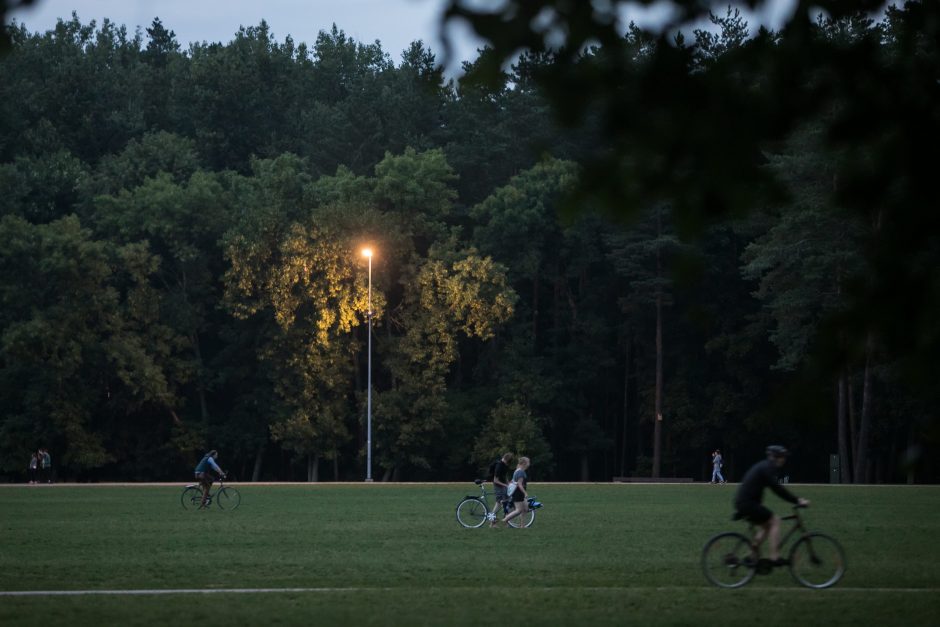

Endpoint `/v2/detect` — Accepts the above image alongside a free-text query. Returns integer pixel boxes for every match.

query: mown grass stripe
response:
[2,586,938,596]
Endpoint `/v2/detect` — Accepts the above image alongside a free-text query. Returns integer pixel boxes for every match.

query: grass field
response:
[1,482,938,626]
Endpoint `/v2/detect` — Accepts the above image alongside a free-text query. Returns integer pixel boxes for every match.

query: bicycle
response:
[701,505,845,589]
[455,479,541,528]
[181,476,241,510]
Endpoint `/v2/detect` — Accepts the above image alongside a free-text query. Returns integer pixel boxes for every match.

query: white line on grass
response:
[1,587,938,597]
[0,588,360,596]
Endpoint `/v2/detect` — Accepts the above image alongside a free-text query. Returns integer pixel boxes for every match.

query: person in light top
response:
[194,450,225,508]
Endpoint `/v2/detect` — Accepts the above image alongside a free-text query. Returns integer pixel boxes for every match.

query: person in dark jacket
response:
[733,445,809,565]
[488,452,513,527]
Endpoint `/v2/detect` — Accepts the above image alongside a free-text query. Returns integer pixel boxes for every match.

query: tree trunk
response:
[580,454,590,482]
[251,442,265,482]
[620,328,630,478]
[333,454,339,481]
[532,270,540,347]
[652,290,663,478]
[652,208,664,479]
[382,466,393,482]
[906,428,915,485]
[190,330,209,423]
[848,379,858,466]
[552,262,561,353]
[307,454,319,482]
[837,374,852,483]
[854,334,873,483]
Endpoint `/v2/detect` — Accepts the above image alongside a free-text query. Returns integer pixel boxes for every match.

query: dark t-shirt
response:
[492,460,509,485]
[734,459,798,507]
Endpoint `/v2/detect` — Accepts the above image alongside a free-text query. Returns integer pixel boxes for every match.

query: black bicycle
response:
[701,505,845,589]
[181,476,241,510]
[455,479,540,528]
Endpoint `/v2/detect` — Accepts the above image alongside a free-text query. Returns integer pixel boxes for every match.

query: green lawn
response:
[0,483,938,626]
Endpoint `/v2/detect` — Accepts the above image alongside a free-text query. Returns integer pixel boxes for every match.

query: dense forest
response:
[0,3,936,483]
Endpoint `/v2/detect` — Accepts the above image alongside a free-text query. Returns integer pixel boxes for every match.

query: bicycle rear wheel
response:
[701,532,757,588]
[216,487,241,510]
[507,508,535,528]
[788,532,846,588]
[456,498,489,528]
[181,486,204,510]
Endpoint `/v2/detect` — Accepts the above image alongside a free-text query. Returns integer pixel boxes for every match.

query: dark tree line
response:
[0,4,936,483]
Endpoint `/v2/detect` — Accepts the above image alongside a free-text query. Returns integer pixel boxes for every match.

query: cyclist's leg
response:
[196,472,211,506]
[749,517,784,562]
[767,514,783,561]
[752,524,766,548]
[737,502,773,553]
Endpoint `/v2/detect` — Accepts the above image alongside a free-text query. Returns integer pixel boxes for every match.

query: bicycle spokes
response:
[789,533,846,589]
[702,532,756,588]
[705,507,845,589]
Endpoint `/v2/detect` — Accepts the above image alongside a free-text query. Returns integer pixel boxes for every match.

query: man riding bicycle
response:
[733,445,809,565]
[194,450,225,507]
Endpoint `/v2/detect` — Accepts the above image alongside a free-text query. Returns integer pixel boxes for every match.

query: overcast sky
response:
[10,0,802,74]
[10,0,486,72]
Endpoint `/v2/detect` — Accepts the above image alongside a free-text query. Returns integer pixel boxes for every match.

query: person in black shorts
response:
[502,457,530,528]
[733,445,810,565]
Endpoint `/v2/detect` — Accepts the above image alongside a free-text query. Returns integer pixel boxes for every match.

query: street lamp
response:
[362,248,374,482]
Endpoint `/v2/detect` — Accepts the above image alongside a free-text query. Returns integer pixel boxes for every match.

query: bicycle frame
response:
[465,479,505,515]
[182,476,241,511]
[456,479,542,529]
[703,505,844,589]
[748,506,808,554]
[187,477,227,499]
[776,508,808,550]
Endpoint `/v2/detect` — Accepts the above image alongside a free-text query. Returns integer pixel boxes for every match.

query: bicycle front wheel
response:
[181,486,203,510]
[789,532,846,589]
[701,532,757,588]
[507,508,535,528]
[456,498,489,528]
[216,487,241,510]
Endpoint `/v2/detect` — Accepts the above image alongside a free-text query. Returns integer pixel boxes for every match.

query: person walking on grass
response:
[28,452,38,484]
[711,449,726,484]
[733,445,809,565]
[501,457,531,528]
[194,450,225,508]
[488,452,514,527]
[39,448,52,483]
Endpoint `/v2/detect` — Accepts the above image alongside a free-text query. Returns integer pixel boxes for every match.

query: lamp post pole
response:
[365,249,373,482]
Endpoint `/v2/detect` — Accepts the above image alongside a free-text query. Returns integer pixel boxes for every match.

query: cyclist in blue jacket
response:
[195,450,225,508]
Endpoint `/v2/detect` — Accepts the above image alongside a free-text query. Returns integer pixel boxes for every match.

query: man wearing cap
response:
[733,445,810,565]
